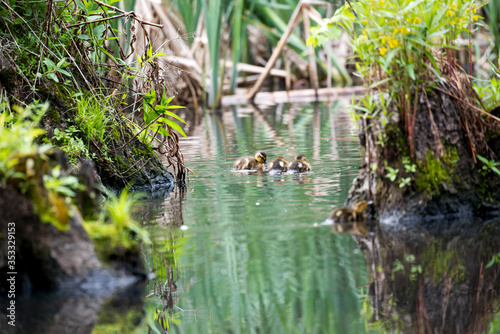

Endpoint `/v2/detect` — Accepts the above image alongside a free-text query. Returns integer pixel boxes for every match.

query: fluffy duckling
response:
[329,200,368,223]
[269,157,288,173]
[234,151,268,170]
[331,222,369,236]
[288,155,311,173]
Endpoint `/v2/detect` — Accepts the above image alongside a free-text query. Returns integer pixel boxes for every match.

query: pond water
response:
[8,101,500,334]
[144,101,370,333]
[138,101,500,334]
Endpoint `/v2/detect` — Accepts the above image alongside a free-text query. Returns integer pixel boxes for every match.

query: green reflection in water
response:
[144,101,372,333]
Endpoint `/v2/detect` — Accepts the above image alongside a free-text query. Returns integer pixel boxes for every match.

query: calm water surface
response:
[136,101,500,334]
[145,101,370,333]
[11,101,500,334]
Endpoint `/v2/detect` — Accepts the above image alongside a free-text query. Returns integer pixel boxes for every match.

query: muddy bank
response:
[347,86,500,219]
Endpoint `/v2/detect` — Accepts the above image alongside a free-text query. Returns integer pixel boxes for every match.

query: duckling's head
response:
[353,200,368,213]
[295,154,307,162]
[255,151,268,166]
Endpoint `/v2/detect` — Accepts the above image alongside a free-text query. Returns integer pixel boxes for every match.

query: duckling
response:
[331,222,369,236]
[288,155,311,173]
[269,157,288,173]
[234,151,268,170]
[329,200,368,223]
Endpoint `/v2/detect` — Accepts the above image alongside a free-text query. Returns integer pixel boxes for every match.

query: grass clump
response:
[83,187,151,256]
[74,93,112,144]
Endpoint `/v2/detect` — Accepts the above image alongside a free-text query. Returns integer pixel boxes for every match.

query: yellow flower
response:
[446,10,455,17]
[380,47,388,56]
[381,36,388,44]
[413,17,422,24]
[451,2,457,10]
[388,38,399,49]
[378,0,384,6]
[473,15,479,21]
[466,8,470,13]
[362,30,368,36]
[450,19,456,25]
[400,26,409,34]
[472,8,477,14]
[362,20,368,25]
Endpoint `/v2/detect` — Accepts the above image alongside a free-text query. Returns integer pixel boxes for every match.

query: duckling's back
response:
[269,157,288,173]
[330,207,359,223]
[288,159,311,173]
[234,157,264,170]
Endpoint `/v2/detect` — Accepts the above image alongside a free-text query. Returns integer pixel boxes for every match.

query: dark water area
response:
[4,101,500,333]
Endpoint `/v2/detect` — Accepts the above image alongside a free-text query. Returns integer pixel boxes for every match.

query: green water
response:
[145,101,372,333]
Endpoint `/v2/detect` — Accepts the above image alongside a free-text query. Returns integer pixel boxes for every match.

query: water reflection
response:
[356,218,500,333]
[145,100,365,332]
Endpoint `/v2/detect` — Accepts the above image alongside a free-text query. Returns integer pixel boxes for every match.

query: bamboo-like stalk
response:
[247,2,305,100]
[303,6,319,96]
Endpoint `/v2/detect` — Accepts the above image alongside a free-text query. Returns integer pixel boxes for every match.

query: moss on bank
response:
[415,147,459,198]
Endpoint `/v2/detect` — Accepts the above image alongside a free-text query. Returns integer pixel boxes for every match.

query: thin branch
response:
[95,0,163,28]
[65,13,128,28]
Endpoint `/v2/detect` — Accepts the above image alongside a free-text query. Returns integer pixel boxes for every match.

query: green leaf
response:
[477,154,489,164]
[57,69,71,77]
[406,63,416,80]
[491,166,500,176]
[93,24,107,37]
[47,72,59,83]
[77,34,90,40]
[485,256,497,269]
[43,58,56,70]
[164,119,187,138]
[163,111,187,124]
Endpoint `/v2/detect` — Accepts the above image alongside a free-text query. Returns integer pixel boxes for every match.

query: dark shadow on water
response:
[352,217,500,333]
[0,280,145,334]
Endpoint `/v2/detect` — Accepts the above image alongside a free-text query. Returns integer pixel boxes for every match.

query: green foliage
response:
[36,57,71,84]
[84,187,151,254]
[53,126,94,165]
[385,165,399,182]
[43,165,83,197]
[485,252,500,269]
[474,74,500,111]
[202,0,224,109]
[74,93,111,144]
[140,88,186,143]
[0,104,50,184]
[484,0,500,59]
[477,154,500,176]
[310,0,481,91]
[489,308,500,334]
[0,103,81,230]
[310,0,482,148]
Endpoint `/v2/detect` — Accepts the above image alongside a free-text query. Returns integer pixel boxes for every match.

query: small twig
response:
[95,0,163,28]
[65,13,128,28]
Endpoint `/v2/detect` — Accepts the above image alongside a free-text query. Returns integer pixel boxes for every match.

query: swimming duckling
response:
[288,155,311,173]
[329,200,368,223]
[234,151,268,170]
[331,222,369,236]
[269,157,288,173]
